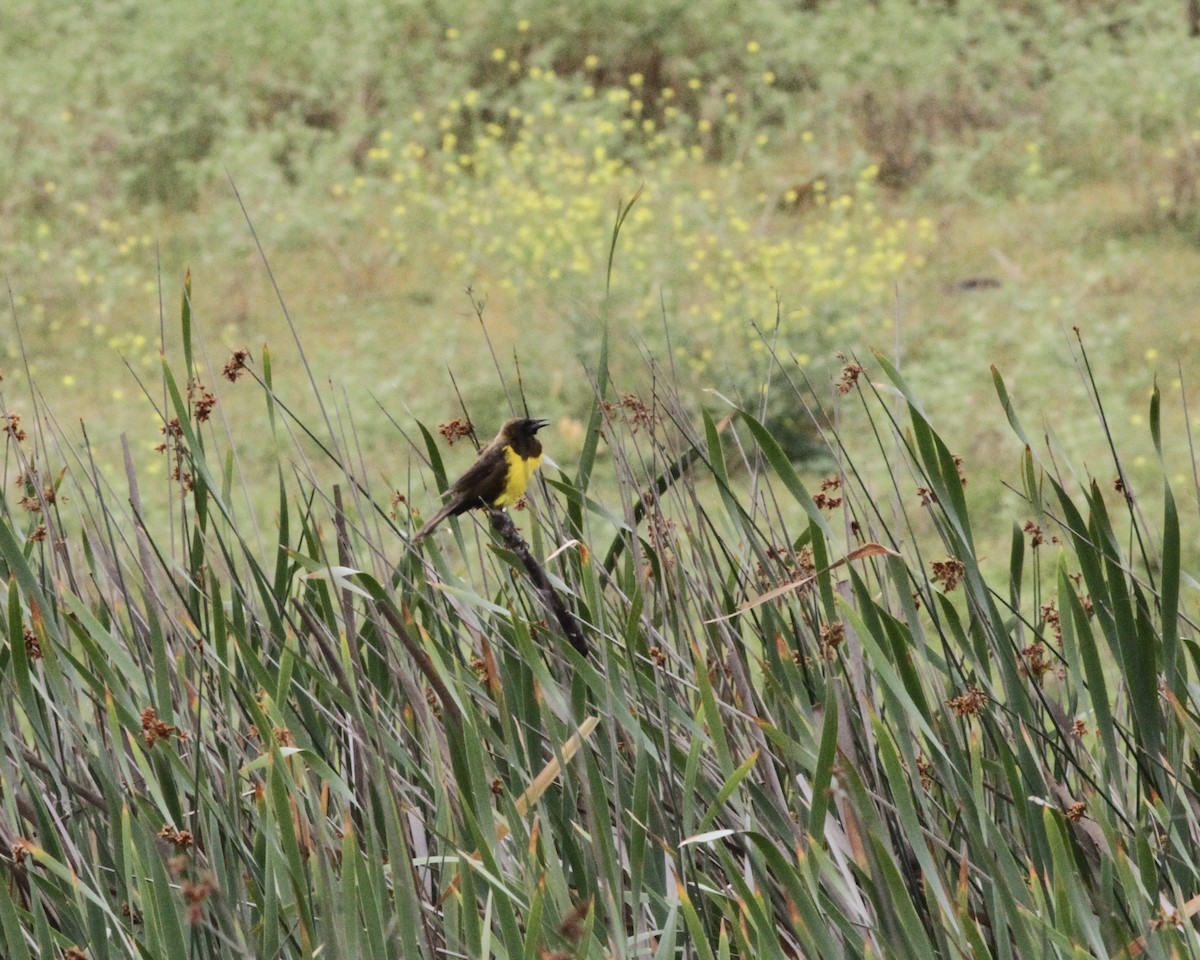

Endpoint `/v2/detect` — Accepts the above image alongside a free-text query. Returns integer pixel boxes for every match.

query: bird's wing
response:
[448,448,510,514]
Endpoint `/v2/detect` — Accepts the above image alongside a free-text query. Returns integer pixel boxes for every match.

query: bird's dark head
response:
[501,417,549,441]
[500,417,549,456]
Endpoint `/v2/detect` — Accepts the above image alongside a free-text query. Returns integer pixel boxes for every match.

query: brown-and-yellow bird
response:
[413,417,549,541]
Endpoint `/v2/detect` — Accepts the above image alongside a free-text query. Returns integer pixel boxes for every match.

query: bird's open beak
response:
[531,418,550,432]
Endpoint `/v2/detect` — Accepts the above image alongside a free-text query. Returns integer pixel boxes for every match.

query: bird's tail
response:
[411,501,459,543]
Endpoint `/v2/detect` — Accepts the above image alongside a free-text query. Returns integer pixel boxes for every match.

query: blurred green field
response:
[2,0,1199,528]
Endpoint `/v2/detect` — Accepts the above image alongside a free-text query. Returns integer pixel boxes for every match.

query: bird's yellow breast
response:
[494,444,542,507]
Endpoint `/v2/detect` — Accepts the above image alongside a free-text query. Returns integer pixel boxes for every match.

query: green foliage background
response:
[3,0,1198,483]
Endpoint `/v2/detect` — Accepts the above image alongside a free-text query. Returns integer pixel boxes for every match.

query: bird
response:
[413,417,549,541]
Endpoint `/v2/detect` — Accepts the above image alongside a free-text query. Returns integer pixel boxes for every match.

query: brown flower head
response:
[438,418,474,445]
[222,349,250,382]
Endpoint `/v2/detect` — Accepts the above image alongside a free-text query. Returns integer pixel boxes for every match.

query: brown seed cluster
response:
[222,349,250,382]
[187,379,217,423]
[14,468,59,514]
[835,355,864,395]
[946,686,988,718]
[1040,601,1062,644]
[159,824,194,849]
[915,753,933,791]
[141,707,178,748]
[1023,520,1059,548]
[438,418,474,445]
[1065,801,1087,821]
[389,490,408,520]
[160,418,184,445]
[559,898,592,943]
[601,393,660,432]
[1019,642,1054,681]
[156,418,194,492]
[4,413,27,442]
[23,626,42,660]
[813,475,842,511]
[643,512,677,578]
[758,544,816,591]
[11,840,30,866]
[930,557,965,592]
[916,486,937,506]
[1023,520,1045,547]
[1070,717,1089,738]
[820,621,845,659]
[180,873,218,925]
